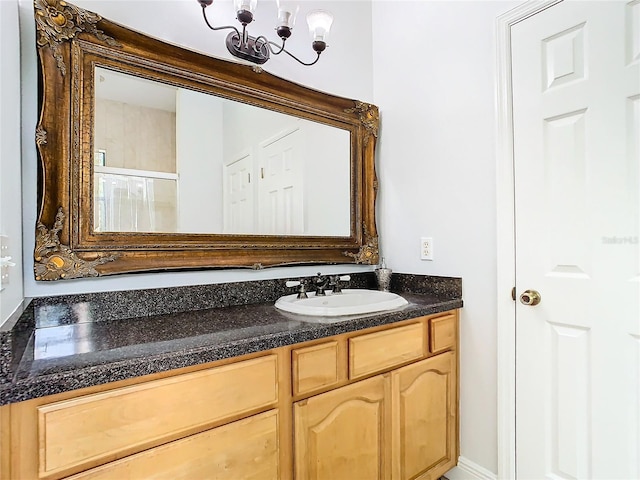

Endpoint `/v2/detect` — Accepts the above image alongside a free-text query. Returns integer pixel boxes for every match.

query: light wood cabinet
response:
[9,354,282,480]
[5,310,458,480]
[37,355,278,477]
[293,321,457,480]
[294,375,391,480]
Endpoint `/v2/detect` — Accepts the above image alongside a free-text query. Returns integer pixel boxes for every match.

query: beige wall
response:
[95,99,176,173]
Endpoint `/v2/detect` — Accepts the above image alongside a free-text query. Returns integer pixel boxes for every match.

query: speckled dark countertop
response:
[0,273,462,405]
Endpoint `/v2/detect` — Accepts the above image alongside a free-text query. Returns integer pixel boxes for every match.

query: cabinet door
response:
[390,352,457,480]
[294,374,390,480]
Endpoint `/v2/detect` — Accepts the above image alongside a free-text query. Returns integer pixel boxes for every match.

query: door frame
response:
[494,1,563,479]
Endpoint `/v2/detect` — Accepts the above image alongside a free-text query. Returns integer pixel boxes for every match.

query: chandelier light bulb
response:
[306,10,333,42]
[276,0,299,28]
[233,0,257,13]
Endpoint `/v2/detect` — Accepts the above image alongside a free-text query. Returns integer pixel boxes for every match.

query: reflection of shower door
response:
[94,168,178,233]
[258,127,304,235]
[223,152,254,234]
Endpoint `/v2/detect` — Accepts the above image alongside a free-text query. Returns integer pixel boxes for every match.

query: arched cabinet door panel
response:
[390,352,457,480]
[294,374,391,480]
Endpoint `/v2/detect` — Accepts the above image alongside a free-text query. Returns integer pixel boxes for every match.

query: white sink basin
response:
[275,289,408,317]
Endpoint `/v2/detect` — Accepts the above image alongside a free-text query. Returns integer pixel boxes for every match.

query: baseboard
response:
[444,456,498,480]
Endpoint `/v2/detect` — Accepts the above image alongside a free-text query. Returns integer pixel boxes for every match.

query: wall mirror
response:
[34,0,379,280]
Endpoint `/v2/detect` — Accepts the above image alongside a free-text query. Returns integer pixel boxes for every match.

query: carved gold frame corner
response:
[344,225,379,265]
[34,0,118,75]
[345,101,379,145]
[34,208,118,281]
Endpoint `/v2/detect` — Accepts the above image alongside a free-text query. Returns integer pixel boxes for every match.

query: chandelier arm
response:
[272,44,322,66]
[255,36,285,55]
[201,6,240,38]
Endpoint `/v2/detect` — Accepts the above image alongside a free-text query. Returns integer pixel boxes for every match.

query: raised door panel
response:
[66,410,279,480]
[391,352,456,480]
[294,374,390,480]
[37,355,277,477]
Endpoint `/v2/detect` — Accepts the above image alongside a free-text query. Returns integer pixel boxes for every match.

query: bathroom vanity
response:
[0,275,461,480]
[4,312,457,480]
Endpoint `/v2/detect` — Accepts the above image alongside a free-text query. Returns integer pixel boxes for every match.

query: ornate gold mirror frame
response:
[33,0,379,280]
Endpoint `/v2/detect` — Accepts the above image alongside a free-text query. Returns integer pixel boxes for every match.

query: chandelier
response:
[197,0,334,66]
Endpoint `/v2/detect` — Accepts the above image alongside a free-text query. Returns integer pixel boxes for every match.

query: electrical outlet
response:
[420,237,433,261]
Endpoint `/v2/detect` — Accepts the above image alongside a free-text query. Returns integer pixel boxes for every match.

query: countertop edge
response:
[0,298,461,405]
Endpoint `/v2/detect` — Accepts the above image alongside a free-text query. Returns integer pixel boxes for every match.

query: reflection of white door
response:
[258,127,304,235]
[223,152,254,234]
[512,2,639,479]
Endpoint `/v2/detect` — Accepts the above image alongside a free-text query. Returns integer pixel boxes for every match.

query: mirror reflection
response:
[93,67,351,236]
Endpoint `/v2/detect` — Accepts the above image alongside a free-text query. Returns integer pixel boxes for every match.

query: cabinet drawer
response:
[349,323,424,379]
[38,355,278,477]
[293,341,340,396]
[429,314,456,353]
[66,409,279,480]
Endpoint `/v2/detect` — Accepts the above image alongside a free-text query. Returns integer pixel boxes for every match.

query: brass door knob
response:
[520,290,541,306]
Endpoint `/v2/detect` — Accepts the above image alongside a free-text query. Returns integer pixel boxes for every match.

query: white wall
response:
[371,1,518,475]
[17,0,375,297]
[0,0,24,324]
[176,89,224,232]
[305,122,350,236]
[5,0,526,475]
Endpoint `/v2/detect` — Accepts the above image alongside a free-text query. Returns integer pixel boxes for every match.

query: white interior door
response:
[512,1,639,478]
[223,152,254,234]
[258,127,304,235]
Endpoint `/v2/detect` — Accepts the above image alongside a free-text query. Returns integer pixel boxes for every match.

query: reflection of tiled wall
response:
[94,99,176,173]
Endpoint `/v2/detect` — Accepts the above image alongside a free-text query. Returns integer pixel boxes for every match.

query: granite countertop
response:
[0,273,462,405]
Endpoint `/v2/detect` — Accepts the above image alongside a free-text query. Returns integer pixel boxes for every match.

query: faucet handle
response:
[286,279,308,299]
[329,274,350,294]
